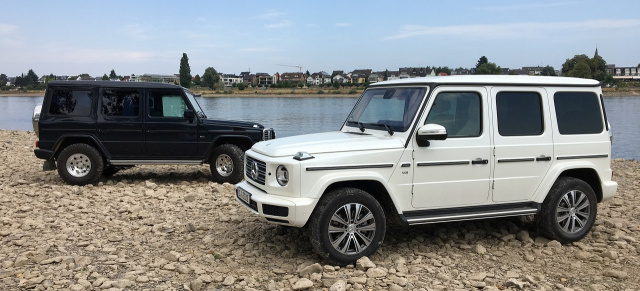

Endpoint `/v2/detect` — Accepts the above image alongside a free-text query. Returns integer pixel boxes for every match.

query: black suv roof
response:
[48,81,183,89]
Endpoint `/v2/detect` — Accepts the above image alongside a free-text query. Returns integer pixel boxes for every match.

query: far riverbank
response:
[2,87,639,98]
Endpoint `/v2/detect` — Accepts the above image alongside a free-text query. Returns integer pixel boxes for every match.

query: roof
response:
[368,75,601,87]
[48,80,183,89]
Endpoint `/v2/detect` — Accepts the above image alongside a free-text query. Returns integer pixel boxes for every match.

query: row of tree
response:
[180,53,225,90]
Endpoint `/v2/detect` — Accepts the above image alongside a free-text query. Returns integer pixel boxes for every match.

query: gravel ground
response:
[1,129,639,291]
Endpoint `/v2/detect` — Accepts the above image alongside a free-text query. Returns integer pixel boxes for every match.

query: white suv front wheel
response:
[309,187,386,265]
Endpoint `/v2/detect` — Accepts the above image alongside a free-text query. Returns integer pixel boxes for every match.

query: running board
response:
[402,202,540,225]
[109,160,203,166]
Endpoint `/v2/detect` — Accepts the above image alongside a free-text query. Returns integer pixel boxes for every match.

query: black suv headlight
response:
[276,165,289,186]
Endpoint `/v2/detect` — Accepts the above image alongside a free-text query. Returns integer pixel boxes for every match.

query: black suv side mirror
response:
[184,109,195,123]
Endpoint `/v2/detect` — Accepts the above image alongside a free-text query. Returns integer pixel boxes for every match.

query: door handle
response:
[536,155,552,161]
[147,129,158,134]
[97,129,109,133]
[472,158,488,165]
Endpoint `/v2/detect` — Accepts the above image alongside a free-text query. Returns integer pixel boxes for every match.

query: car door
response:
[96,87,144,159]
[412,87,492,208]
[144,88,199,159]
[490,88,553,202]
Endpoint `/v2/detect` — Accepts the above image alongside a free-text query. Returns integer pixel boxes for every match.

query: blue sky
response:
[1,1,639,77]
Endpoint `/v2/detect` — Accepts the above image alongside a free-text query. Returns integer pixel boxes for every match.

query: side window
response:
[496,92,543,136]
[49,89,93,116]
[425,92,481,137]
[554,92,603,134]
[101,89,140,117]
[148,90,188,118]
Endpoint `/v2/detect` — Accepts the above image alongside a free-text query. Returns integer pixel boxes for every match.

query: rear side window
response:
[101,89,140,117]
[554,92,603,134]
[496,92,543,136]
[49,89,93,116]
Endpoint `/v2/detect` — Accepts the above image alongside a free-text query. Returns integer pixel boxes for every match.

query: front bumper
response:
[235,181,317,227]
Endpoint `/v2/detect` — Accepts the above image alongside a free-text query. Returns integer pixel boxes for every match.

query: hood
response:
[201,118,263,130]
[252,131,405,157]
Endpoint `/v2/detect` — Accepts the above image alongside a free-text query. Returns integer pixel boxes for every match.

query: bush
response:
[317,90,324,94]
[237,83,247,90]
[348,89,358,94]
[332,90,341,94]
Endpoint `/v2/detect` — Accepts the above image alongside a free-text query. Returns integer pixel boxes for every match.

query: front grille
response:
[245,155,266,185]
[262,128,276,141]
[262,204,289,217]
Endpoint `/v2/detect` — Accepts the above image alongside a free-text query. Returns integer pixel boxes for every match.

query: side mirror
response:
[184,109,195,123]
[416,124,447,147]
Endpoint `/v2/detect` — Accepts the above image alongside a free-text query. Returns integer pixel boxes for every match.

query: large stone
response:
[222,275,235,286]
[366,267,387,278]
[468,272,487,281]
[300,263,323,276]
[330,280,346,291]
[603,270,628,279]
[190,279,204,291]
[293,278,314,290]
[356,256,376,270]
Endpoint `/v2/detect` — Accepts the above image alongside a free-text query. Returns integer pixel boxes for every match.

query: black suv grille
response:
[245,156,266,185]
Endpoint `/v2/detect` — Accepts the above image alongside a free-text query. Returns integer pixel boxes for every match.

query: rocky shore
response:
[1,129,639,291]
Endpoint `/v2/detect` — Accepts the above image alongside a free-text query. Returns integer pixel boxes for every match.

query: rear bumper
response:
[235,181,317,227]
[34,149,54,160]
[601,181,618,202]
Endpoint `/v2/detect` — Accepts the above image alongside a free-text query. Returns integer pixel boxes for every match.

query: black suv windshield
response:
[184,89,207,118]
[346,87,426,132]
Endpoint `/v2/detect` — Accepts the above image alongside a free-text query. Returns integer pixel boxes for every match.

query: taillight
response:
[35,141,39,148]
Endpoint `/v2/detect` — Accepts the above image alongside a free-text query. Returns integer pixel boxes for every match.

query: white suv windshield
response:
[346,87,426,132]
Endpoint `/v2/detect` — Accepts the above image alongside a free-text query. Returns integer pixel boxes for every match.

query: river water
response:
[1,96,638,160]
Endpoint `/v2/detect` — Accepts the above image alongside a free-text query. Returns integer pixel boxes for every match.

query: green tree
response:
[237,82,247,90]
[476,56,488,68]
[305,70,310,76]
[383,69,389,81]
[193,74,201,86]
[541,66,556,76]
[475,62,502,75]
[201,67,218,89]
[26,69,38,85]
[216,79,225,91]
[568,61,592,79]
[102,74,109,80]
[561,54,590,75]
[589,55,607,75]
[179,53,192,88]
[0,74,7,87]
[109,69,117,79]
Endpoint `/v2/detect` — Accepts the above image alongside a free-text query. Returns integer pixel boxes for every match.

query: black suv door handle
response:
[472,158,488,165]
[98,129,109,133]
[536,155,552,161]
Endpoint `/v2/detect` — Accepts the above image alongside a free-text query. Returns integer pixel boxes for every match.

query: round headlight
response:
[276,165,289,186]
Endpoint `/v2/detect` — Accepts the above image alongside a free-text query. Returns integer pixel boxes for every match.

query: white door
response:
[490,87,554,202]
[412,87,492,208]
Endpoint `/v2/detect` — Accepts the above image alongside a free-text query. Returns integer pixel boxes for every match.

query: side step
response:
[401,202,540,225]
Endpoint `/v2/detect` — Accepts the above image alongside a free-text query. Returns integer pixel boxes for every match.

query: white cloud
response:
[0,23,18,35]
[122,23,150,40]
[240,47,274,52]
[335,23,352,27]
[258,10,285,20]
[385,19,640,40]
[475,2,578,12]
[266,20,292,29]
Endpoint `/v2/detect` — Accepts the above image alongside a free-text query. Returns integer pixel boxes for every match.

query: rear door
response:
[144,88,199,159]
[96,87,144,159]
[490,88,553,202]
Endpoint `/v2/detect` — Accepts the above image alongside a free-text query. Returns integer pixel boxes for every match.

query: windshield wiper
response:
[347,121,366,132]
[371,123,394,136]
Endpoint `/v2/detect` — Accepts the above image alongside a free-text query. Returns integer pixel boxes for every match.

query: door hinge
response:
[492,181,495,189]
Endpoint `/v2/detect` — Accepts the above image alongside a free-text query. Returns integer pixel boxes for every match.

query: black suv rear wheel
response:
[56,143,104,186]
[210,144,244,184]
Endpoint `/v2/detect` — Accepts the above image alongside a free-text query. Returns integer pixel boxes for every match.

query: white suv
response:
[236,75,617,264]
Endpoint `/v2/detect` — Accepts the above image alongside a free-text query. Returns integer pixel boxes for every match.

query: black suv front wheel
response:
[210,144,244,184]
[56,143,104,186]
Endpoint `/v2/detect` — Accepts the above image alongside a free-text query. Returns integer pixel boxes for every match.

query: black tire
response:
[309,187,386,265]
[537,177,597,243]
[56,143,104,186]
[209,144,244,184]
